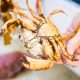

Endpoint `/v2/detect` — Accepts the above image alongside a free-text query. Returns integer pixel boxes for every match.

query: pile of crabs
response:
[0,0,80,75]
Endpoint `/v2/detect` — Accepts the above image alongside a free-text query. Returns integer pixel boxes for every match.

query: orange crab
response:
[0,0,80,70]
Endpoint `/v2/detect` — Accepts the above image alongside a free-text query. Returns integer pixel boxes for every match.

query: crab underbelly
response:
[20,29,44,58]
[28,43,43,57]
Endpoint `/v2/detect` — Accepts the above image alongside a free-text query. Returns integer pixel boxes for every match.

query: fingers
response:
[67,30,80,55]
[61,12,80,66]
[61,52,80,67]
[75,46,80,55]
[73,55,80,60]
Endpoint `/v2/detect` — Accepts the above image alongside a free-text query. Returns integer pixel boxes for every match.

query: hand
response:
[61,12,80,67]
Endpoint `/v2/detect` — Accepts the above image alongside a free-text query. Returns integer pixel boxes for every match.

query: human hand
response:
[61,12,80,67]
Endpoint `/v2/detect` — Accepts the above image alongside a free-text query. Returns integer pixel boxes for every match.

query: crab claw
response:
[22,56,54,70]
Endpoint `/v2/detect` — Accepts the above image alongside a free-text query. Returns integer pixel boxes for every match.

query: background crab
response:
[0,0,80,70]
[0,0,26,25]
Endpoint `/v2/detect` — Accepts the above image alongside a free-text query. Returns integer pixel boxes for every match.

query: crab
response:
[0,0,80,70]
[0,0,26,23]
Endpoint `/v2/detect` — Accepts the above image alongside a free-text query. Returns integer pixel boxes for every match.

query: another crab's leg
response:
[0,19,20,45]
[62,23,80,40]
[22,56,54,70]
[36,0,45,18]
[26,0,45,23]
[49,37,61,61]
[0,19,20,35]
[55,36,73,60]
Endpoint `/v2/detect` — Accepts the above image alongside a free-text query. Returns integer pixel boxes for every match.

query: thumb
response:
[67,30,80,55]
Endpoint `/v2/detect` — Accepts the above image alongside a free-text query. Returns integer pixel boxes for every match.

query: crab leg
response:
[13,11,40,25]
[46,10,66,35]
[42,38,54,60]
[36,0,42,15]
[26,0,45,23]
[55,36,73,60]
[0,19,20,35]
[42,38,60,61]
[36,0,45,18]
[49,37,61,61]
[47,10,65,24]
[22,56,54,70]
[12,0,27,19]
[0,19,37,45]
[62,23,80,40]
[0,19,20,45]
[47,10,65,19]
[20,18,37,31]
[12,0,27,11]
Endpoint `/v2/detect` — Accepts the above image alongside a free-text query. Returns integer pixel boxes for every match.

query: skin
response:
[61,12,80,67]
[0,52,24,78]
